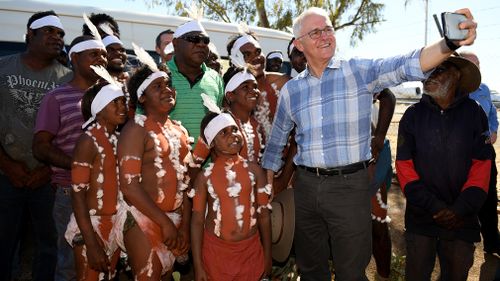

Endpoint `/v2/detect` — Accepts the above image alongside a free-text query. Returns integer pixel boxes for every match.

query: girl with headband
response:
[225,32,297,195]
[65,66,127,280]
[117,43,193,280]
[190,105,272,281]
[225,31,290,137]
[192,68,264,165]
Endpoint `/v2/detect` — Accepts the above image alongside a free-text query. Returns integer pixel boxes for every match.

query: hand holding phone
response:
[441,12,468,40]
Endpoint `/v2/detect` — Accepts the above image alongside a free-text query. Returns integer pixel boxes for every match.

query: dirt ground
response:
[15,103,500,280]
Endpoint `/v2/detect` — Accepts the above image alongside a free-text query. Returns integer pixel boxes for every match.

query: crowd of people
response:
[0,5,498,281]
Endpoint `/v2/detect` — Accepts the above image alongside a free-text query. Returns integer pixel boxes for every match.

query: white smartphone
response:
[441,12,468,40]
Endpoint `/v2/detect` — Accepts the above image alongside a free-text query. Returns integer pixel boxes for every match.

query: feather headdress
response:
[201,93,221,114]
[132,42,159,72]
[183,4,204,20]
[90,65,122,87]
[83,13,101,41]
[99,22,114,36]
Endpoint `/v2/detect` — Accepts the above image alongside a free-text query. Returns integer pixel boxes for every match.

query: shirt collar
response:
[300,57,340,79]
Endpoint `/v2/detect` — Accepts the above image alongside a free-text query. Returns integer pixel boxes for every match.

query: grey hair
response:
[292,7,332,38]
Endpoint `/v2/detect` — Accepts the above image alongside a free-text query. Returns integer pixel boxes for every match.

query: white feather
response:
[230,50,247,69]
[201,93,221,114]
[184,4,204,20]
[83,13,101,41]
[90,65,121,86]
[237,22,251,34]
[132,42,158,72]
[99,23,114,36]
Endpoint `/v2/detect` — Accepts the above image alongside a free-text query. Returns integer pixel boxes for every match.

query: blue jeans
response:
[405,232,475,281]
[53,186,76,281]
[0,174,57,281]
[293,168,371,281]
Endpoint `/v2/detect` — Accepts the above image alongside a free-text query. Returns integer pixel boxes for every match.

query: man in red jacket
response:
[396,56,491,281]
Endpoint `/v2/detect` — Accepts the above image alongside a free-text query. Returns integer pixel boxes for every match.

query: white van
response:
[0,0,293,72]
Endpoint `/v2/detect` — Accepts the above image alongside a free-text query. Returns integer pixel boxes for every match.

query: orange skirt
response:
[202,231,264,281]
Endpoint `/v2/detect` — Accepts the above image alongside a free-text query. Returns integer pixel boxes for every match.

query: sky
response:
[35,0,500,92]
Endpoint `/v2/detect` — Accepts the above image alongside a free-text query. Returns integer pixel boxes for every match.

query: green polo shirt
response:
[167,58,224,141]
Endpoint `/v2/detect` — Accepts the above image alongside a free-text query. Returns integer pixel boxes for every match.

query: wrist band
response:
[444,37,460,51]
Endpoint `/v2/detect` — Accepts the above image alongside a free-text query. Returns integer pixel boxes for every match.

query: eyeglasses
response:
[298,26,334,40]
[180,35,210,45]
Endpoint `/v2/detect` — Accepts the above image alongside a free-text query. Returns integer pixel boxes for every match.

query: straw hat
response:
[270,188,295,262]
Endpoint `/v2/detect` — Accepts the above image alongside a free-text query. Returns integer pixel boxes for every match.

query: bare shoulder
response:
[266,72,292,88]
[119,119,146,139]
[73,133,97,161]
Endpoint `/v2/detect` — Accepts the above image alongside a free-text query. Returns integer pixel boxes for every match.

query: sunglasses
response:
[180,35,210,45]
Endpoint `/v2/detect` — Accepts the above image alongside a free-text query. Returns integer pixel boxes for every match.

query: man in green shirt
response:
[168,19,224,141]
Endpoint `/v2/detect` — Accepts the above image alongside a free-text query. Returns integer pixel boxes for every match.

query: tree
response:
[156,0,385,45]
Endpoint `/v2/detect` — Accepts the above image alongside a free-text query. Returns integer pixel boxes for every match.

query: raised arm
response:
[419,8,477,72]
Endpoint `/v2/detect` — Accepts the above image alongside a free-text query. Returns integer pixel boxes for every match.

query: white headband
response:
[204,113,238,145]
[163,42,174,55]
[288,42,295,56]
[225,71,256,95]
[68,40,105,61]
[102,35,123,47]
[267,52,283,60]
[29,15,64,30]
[173,20,207,38]
[137,71,168,99]
[82,84,124,129]
[231,35,261,56]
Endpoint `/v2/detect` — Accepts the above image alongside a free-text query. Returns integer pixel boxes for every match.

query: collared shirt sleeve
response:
[363,49,430,94]
[484,84,499,133]
[261,83,294,172]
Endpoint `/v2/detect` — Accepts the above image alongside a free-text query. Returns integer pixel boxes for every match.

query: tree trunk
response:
[255,0,270,27]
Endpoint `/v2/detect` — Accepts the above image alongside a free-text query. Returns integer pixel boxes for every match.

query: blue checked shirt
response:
[262,49,428,171]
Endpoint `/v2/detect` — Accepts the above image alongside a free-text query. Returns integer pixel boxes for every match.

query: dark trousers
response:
[0,175,57,281]
[405,232,475,281]
[293,168,371,281]
[478,147,500,251]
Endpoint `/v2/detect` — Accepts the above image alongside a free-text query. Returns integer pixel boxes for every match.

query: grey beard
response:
[426,79,451,99]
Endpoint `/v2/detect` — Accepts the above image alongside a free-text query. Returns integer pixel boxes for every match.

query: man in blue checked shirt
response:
[461,51,500,256]
[261,6,478,281]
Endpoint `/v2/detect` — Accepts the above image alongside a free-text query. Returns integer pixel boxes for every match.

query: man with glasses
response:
[168,19,224,142]
[262,7,478,280]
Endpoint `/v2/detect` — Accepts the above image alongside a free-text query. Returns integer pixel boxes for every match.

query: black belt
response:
[298,160,372,176]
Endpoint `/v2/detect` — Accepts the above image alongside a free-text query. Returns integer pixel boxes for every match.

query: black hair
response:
[226,32,258,57]
[25,10,58,44]
[155,29,174,48]
[81,81,110,123]
[200,112,221,144]
[126,64,171,111]
[82,13,120,37]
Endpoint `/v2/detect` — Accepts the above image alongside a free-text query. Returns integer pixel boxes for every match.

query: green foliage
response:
[148,0,385,46]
